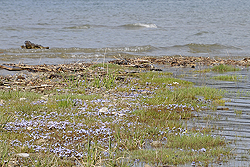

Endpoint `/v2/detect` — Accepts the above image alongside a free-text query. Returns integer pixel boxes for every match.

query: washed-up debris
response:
[21,41,49,49]
[0,62,92,73]
[0,64,22,71]
[0,56,249,92]
[109,56,250,68]
[109,57,162,71]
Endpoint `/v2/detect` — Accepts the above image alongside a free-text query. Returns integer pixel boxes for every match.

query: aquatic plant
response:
[211,64,240,73]
[211,74,245,81]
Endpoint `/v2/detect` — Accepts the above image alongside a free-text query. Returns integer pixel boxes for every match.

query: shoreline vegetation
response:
[0,55,245,166]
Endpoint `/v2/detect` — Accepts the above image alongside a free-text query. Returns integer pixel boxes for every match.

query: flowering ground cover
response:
[0,63,232,166]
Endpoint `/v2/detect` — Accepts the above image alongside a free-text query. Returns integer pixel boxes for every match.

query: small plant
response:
[0,141,10,166]
[0,113,10,131]
[211,75,242,81]
[211,64,240,73]
[234,110,242,116]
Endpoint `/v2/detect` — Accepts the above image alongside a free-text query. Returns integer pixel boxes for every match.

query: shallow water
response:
[1,0,250,65]
[162,67,250,166]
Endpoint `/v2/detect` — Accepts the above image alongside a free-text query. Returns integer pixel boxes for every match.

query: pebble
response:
[144,164,151,167]
[36,138,47,144]
[151,141,162,147]
[0,99,5,105]
[26,127,32,131]
[99,107,108,113]
[16,153,30,158]
[7,158,19,167]
[19,98,27,101]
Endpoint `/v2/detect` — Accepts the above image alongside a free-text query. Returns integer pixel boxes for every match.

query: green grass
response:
[212,75,244,81]
[211,64,240,73]
[0,64,232,166]
[130,146,231,166]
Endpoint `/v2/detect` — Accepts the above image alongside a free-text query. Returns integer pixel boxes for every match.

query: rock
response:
[19,98,27,101]
[0,64,22,71]
[41,95,49,100]
[7,158,19,167]
[217,107,229,110]
[144,164,152,167]
[0,100,5,106]
[36,138,47,144]
[151,141,162,147]
[16,75,25,80]
[26,127,32,131]
[21,41,49,49]
[99,107,108,113]
[16,153,30,158]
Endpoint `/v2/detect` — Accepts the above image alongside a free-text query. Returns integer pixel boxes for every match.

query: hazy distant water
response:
[1,0,250,64]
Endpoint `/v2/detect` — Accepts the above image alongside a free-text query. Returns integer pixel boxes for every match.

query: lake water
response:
[1,0,250,64]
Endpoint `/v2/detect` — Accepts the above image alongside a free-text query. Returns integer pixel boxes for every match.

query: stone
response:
[36,138,47,144]
[144,164,151,167]
[151,141,162,147]
[16,153,30,158]
[0,100,5,106]
[26,127,32,131]
[99,107,108,113]
[7,158,19,167]
[19,98,27,101]
[21,41,49,49]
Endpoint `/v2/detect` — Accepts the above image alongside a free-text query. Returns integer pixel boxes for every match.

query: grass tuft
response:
[211,64,240,73]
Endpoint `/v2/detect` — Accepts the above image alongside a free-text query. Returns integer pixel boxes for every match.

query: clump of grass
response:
[234,110,242,116]
[166,134,226,149]
[0,112,11,131]
[130,145,231,166]
[0,141,10,166]
[0,90,41,101]
[212,75,243,81]
[143,85,224,106]
[93,73,116,89]
[211,64,240,73]
[194,68,211,73]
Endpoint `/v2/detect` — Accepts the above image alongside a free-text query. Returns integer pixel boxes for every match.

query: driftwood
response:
[109,56,250,68]
[0,64,22,71]
[109,58,162,71]
[21,41,49,49]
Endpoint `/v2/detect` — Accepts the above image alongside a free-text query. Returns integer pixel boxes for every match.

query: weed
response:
[234,110,242,116]
[0,141,10,166]
[211,75,242,81]
[211,64,240,73]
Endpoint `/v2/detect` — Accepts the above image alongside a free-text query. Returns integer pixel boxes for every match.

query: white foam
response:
[133,23,157,28]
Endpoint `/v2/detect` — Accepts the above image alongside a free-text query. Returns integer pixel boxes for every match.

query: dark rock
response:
[21,41,49,49]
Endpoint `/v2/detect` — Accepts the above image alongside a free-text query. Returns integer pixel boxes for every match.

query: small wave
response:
[50,45,154,53]
[173,43,240,53]
[121,23,157,29]
[64,25,91,29]
[96,45,155,53]
[3,45,155,56]
[194,31,210,36]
